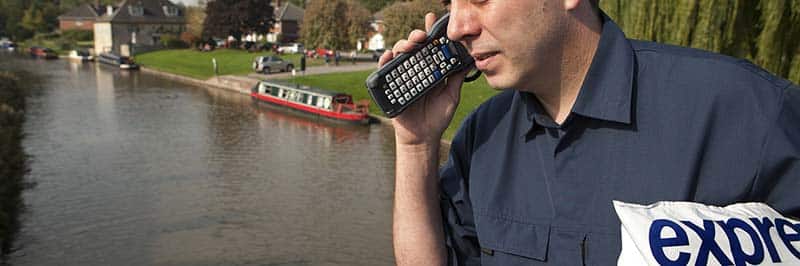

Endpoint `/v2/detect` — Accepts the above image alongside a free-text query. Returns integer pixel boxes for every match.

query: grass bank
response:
[286,70,499,140]
[135,49,326,80]
[0,69,29,255]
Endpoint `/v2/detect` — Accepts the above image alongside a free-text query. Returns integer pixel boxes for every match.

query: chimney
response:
[107,5,114,16]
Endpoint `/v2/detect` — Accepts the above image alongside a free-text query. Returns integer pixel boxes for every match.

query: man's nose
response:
[447,3,480,43]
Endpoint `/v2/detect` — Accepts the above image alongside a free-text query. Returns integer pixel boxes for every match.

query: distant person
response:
[334,51,340,66]
[300,54,306,74]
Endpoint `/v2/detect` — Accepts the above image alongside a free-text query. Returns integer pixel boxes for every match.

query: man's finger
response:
[392,39,419,57]
[378,50,393,67]
[425,13,436,32]
[408,30,427,44]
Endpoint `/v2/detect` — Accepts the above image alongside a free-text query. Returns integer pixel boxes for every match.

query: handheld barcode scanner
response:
[366,13,482,118]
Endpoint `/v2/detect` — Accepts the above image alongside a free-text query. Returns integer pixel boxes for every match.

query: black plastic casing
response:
[365,13,475,118]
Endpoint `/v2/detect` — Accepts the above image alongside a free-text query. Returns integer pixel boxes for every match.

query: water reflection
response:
[9,58,396,265]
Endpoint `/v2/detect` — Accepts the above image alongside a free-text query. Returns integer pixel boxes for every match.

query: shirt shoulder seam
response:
[631,42,788,90]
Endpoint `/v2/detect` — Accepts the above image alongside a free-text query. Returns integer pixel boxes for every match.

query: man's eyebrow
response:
[441,0,451,6]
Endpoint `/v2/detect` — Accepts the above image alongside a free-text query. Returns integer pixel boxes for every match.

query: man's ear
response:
[564,0,581,10]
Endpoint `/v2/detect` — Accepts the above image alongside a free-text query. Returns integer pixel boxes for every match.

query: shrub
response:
[161,34,188,49]
[61,30,93,42]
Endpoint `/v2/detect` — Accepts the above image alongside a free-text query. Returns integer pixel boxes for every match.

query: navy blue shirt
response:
[439,13,800,265]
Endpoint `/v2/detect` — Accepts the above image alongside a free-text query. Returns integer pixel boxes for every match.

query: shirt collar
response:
[522,11,635,127]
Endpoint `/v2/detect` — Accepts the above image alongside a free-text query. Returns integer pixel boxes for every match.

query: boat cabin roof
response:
[260,80,347,98]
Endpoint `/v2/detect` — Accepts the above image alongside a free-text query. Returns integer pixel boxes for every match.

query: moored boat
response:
[251,80,370,124]
[67,50,93,61]
[97,53,138,69]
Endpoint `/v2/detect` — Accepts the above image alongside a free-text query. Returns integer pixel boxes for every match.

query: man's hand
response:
[378,12,467,146]
[384,12,456,266]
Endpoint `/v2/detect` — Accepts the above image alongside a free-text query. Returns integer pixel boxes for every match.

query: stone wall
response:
[93,22,113,54]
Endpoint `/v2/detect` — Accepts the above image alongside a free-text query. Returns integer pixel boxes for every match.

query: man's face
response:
[447,0,569,90]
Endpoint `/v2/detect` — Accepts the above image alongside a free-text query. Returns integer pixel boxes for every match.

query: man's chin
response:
[484,72,516,90]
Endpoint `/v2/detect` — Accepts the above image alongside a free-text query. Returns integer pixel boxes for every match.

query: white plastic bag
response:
[613,201,800,266]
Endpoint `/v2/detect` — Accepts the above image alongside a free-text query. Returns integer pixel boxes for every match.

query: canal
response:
[6,57,397,265]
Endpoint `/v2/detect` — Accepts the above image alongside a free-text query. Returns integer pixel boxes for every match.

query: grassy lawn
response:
[286,71,499,140]
[135,49,326,80]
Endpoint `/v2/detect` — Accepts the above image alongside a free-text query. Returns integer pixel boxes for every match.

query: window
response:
[128,5,144,16]
[259,83,271,94]
[163,6,179,17]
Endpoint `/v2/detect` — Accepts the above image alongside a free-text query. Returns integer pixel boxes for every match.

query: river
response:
[5,57,397,265]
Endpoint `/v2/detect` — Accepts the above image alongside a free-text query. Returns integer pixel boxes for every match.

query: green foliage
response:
[0,69,29,254]
[185,5,206,39]
[20,4,45,33]
[300,0,371,51]
[381,0,446,50]
[61,30,93,42]
[202,0,274,40]
[358,0,394,13]
[602,0,800,85]
[161,34,189,49]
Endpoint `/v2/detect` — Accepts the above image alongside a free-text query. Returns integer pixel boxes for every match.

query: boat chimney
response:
[107,5,114,16]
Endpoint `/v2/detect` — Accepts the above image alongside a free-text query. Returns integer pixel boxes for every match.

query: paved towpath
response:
[247,61,378,80]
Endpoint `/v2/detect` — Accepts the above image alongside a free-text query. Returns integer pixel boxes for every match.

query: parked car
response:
[29,46,58,59]
[252,55,294,74]
[277,43,304,54]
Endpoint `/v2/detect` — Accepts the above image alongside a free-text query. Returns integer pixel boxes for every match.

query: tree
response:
[201,0,274,41]
[300,0,372,51]
[382,0,445,49]
[358,0,394,13]
[601,0,800,86]
[20,5,45,33]
[185,5,206,39]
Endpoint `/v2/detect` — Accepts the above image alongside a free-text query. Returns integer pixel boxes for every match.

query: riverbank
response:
[135,49,498,140]
[0,69,29,256]
[135,49,327,80]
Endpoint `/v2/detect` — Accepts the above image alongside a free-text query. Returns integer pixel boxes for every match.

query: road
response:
[247,61,378,80]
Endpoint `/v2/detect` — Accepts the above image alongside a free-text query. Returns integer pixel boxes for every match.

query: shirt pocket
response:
[475,214,550,265]
[584,232,622,266]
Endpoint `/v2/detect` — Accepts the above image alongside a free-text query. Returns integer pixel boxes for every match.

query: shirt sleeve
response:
[439,115,481,266]
[752,83,800,218]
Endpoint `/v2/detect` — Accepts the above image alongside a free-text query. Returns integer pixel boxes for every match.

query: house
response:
[365,10,385,51]
[93,0,185,56]
[58,4,102,31]
[267,0,304,43]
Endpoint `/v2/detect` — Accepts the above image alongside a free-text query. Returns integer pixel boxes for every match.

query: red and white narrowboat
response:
[250,80,370,124]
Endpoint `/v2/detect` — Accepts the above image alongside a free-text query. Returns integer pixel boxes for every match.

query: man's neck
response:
[534,12,602,125]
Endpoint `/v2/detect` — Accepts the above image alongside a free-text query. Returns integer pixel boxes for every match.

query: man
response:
[378,0,800,265]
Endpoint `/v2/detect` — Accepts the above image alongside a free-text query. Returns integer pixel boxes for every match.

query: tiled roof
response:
[96,0,185,24]
[278,2,304,22]
[58,4,100,20]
